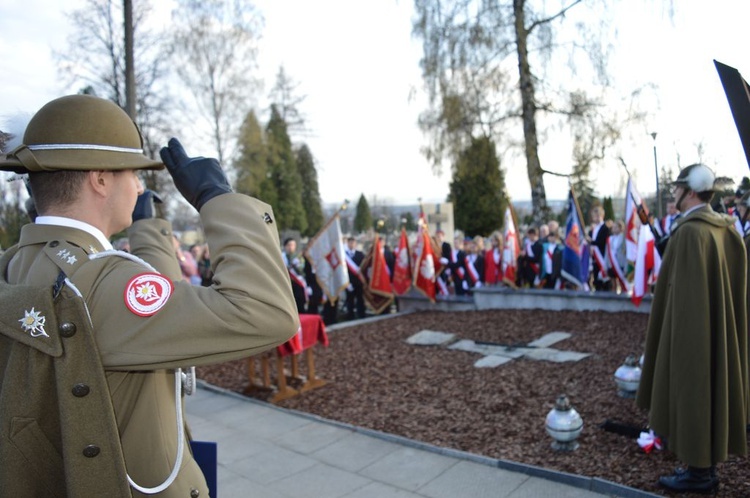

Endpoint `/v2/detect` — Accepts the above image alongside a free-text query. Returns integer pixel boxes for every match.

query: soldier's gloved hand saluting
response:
[159,138,232,211]
[132,190,163,222]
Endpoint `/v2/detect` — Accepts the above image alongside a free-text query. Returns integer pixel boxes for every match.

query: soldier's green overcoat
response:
[636,205,749,468]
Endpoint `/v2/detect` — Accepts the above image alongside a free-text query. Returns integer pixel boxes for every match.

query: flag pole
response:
[568,181,587,240]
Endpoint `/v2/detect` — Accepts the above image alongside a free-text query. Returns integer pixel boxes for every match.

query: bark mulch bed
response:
[197,309,749,497]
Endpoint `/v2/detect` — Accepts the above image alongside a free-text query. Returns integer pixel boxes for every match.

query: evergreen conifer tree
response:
[354,194,372,234]
[266,105,306,233]
[448,136,506,236]
[234,109,269,199]
[296,144,324,237]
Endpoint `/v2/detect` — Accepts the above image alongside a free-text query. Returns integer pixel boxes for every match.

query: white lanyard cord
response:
[126,368,185,494]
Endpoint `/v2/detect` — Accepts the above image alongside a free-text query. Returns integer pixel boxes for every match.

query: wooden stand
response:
[245,348,327,403]
[299,348,327,392]
[269,354,299,403]
[243,353,274,396]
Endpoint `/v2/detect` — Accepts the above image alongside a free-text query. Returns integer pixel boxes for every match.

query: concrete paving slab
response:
[510,475,605,498]
[358,447,458,491]
[448,339,526,359]
[219,403,311,437]
[474,354,514,368]
[273,420,352,454]
[417,460,529,498]
[406,330,456,346]
[341,481,422,497]
[523,349,591,362]
[226,445,318,485]
[311,432,400,472]
[268,462,373,498]
[217,466,293,498]
[527,331,572,348]
[208,429,278,465]
[184,389,239,417]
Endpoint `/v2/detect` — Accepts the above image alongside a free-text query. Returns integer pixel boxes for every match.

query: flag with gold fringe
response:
[360,234,395,313]
[304,212,349,304]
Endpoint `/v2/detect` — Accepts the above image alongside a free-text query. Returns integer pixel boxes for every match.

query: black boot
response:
[658,466,718,493]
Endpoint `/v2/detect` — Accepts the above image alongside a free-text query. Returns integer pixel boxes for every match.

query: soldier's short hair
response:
[28,170,88,215]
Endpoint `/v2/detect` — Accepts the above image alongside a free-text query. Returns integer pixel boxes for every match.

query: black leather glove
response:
[132,190,163,222]
[159,138,232,211]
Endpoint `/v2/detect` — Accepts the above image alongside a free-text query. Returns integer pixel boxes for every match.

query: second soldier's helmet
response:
[671,163,716,193]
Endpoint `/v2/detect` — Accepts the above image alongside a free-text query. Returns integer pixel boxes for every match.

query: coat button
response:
[190,488,200,497]
[50,241,59,248]
[161,228,170,235]
[59,322,77,338]
[72,383,90,397]
[83,445,100,458]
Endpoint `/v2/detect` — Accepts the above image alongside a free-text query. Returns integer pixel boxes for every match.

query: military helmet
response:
[671,163,716,193]
[0,95,163,173]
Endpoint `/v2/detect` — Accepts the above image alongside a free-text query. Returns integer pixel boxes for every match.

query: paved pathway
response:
[185,383,658,498]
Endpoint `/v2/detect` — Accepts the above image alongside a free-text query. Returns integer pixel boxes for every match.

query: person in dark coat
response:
[636,164,748,493]
[588,205,611,291]
[344,237,365,319]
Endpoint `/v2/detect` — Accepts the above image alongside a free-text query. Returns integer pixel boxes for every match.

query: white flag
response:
[305,214,349,303]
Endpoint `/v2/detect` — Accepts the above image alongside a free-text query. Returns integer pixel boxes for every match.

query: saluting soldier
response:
[636,163,748,493]
[0,95,299,497]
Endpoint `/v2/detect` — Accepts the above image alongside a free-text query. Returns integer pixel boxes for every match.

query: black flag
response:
[715,59,750,169]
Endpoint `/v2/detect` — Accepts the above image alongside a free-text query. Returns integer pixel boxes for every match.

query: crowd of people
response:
[273,175,750,327]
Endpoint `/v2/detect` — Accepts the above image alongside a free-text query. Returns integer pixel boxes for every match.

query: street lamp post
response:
[651,132,662,219]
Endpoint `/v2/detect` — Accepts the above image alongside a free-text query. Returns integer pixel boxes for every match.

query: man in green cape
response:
[636,163,748,493]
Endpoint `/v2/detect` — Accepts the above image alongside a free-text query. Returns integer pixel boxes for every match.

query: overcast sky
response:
[1,0,749,207]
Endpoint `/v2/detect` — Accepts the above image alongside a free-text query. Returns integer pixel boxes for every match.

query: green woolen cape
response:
[636,205,749,468]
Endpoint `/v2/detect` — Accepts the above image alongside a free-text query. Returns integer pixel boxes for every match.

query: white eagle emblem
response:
[19,308,49,338]
[420,255,435,279]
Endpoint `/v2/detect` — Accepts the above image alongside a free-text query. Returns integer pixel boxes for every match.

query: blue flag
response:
[561,190,589,289]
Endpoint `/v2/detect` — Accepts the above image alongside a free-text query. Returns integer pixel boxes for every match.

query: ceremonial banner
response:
[412,214,437,302]
[606,232,630,292]
[631,224,662,307]
[304,214,349,303]
[561,189,590,289]
[624,177,646,280]
[502,205,520,287]
[392,227,412,295]
[360,235,395,314]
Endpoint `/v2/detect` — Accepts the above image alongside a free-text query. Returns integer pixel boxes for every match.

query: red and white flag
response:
[502,206,520,286]
[631,224,661,307]
[304,214,349,304]
[625,177,644,276]
[606,234,630,292]
[360,234,395,314]
[392,227,412,295]
[366,235,393,297]
[412,212,437,302]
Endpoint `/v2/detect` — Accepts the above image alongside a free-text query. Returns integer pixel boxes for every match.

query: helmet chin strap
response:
[675,188,690,213]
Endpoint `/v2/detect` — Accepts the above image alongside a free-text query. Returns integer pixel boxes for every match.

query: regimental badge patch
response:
[124,273,173,317]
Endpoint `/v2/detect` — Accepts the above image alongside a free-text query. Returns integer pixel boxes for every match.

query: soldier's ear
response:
[89,170,110,196]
